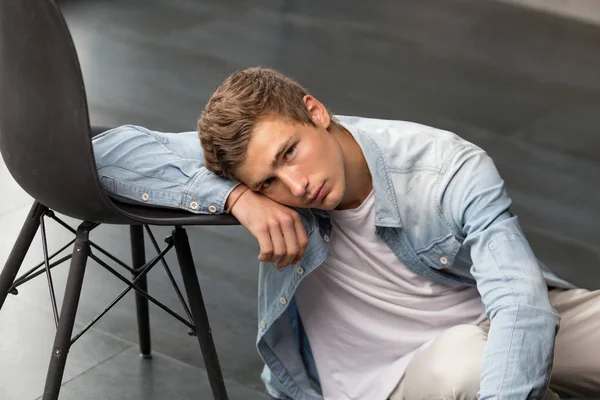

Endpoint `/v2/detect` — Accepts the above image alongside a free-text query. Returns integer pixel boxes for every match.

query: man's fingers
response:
[235,192,308,269]
[278,216,299,269]
[256,229,274,262]
[293,215,309,262]
[269,224,287,267]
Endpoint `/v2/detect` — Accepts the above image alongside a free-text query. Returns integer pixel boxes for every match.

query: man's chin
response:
[317,196,342,211]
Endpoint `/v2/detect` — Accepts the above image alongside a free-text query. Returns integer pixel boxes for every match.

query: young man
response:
[93,68,600,400]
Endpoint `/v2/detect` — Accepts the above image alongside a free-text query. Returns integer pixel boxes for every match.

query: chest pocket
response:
[415,233,462,270]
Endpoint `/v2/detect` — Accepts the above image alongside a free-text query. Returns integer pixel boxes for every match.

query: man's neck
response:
[331,124,372,210]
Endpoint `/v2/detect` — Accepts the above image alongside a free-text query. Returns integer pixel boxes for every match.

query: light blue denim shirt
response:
[93,116,575,400]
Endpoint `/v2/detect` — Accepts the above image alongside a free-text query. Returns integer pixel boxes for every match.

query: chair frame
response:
[0,201,230,399]
[0,0,238,398]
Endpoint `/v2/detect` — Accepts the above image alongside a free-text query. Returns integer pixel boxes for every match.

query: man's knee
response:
[404,325,485,400]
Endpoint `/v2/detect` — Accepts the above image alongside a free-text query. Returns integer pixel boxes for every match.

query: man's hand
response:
[227,185,309,269]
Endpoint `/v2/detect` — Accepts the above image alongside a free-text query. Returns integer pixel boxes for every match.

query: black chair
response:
[0,0,239,399]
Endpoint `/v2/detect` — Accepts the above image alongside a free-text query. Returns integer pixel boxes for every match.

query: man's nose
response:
[281,172,307,197]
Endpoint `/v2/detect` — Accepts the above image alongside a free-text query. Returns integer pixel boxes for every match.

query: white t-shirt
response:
[295,191,486,400]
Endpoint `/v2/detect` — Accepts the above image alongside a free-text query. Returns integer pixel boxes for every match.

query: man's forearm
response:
[438,145,559,398]
[93,125,239,214]
[479,303,558,399]
[225,184,249,213]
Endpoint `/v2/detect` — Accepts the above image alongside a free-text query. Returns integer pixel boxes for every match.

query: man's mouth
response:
[309,182,326,205]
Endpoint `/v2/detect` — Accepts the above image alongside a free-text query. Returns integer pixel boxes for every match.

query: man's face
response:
[234,105,346,210]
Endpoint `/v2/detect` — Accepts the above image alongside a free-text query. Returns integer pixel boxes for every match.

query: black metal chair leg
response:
[42,222,92,400]
[130,224,151,358]
[0,201,48,309]
[172,226,228,400]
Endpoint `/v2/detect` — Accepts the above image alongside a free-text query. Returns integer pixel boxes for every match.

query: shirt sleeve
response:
[92,125,240,214]
[439,144,559,400]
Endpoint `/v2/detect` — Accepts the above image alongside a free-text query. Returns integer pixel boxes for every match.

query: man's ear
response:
[303,95,331,129]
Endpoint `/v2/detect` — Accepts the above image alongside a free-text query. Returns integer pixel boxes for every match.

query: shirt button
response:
[190,201,199,210]
[208,204,217,213]
[260,320,266,329]
[323,235,330,243]
[297,267,304,275]
[440,256,449,265]
[141,193,149,201]
[279,297,287,305]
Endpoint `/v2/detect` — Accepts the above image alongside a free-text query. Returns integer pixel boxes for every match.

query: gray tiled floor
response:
[48,348,270,400]
[1,0,600,399]
[0,299,131,400]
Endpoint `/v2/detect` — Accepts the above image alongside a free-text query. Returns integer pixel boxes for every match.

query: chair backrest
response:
[0,0,120,222]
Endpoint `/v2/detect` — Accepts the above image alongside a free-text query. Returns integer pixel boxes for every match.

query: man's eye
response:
[284,144,296,159]
[262,177,275,189]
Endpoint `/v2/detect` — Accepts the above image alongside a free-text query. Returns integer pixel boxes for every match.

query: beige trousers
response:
[389,289,600,400]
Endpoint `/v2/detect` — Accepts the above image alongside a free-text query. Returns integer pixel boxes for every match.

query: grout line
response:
[78,326,270,396]
[33,344,135,400]
[58,322,266,395]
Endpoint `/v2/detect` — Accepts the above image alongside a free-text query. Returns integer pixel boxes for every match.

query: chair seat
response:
[113,200,239,226]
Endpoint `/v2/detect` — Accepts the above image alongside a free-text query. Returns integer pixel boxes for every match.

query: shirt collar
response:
[335,116,403,228]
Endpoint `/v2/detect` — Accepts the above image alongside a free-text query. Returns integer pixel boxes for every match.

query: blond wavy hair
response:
[198,67,332,180]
